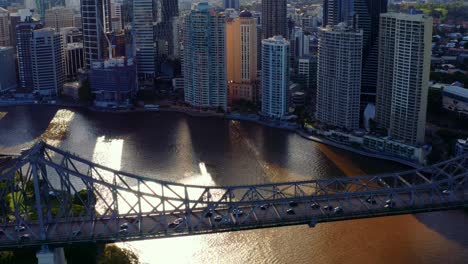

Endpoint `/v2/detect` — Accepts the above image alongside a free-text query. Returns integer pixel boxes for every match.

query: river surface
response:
[0,105,467,264]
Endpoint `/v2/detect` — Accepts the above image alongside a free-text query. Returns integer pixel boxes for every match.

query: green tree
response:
[73,189,96,206]
[98,245,139,264]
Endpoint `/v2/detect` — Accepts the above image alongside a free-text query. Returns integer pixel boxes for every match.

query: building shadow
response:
[415,209,468,247]
[0,105,58,149]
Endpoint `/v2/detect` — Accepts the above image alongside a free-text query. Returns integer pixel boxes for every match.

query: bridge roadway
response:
[0,189,465,249]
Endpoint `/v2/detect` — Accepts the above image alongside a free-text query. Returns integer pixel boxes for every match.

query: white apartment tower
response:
[376,13,432,145]
[261,35,290,119]
[316,24,363,130]
[183,3,227,110]
[31,28,65,97]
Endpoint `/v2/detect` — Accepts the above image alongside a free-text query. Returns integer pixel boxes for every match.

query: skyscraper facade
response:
[261,36,290,119]
[0,47,17,93]
[134,0,179,79]
[376,13,432,145]
[154,0,179,66]
[223,0,240,10]
[323,0,387,104]
[45,7,74,31]
[16,19,43,91]
[60,27,84,80]
[290,26,311,61]
[316,25,363,130]
[183,3,227,109]
[31,28,65,97]
[226,10,258,104]
[81,0,112,68]
[297,56,317,92]
[0,8,10,46]
[133,0,158,79]
[261,0,287,39]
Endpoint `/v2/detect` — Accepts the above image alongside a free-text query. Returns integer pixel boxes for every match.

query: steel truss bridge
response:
[0,142,467,249]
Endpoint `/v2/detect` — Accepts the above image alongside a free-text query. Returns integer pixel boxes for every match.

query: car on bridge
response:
[14,225,25,232]
[365,196,377,204]
[168,218,185,228]
[333,207,343,214]
[384,199,396,209]
[310,203,320,209]
[231,209,244,217]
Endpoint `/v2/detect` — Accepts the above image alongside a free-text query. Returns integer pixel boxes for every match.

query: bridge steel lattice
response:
[0,141,467,249]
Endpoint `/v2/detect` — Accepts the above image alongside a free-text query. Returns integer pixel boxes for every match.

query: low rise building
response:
[62,81,80,100]
[90,57,137,107]
[363,136,425,163]
[442,85,468,115]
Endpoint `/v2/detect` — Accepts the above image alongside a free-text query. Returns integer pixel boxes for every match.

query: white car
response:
[14,225,26,232]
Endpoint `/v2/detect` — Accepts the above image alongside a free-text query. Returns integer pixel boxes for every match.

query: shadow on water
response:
[0,105,58,149]
[415,210,468,247]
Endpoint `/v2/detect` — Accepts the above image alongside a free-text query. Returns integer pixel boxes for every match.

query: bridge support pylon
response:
[36,246,67,264]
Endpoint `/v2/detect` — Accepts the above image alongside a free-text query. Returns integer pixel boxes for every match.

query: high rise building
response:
[133,0,157,79]
[111,1,122,18]
[0,47,17,93]
[183,3,227,109]
[8,14,21,48]
[316,25,363,130]
[261,0,287,39]
[323,0,387,104]
[74,15,81,28]
[223,0,239,10]
[60,26,83,44]
[226,10,258,104]
[170,16,180,59]
[155,0,179,68]
[60,27,84,80]
[297,56,317,92]
[81,0,112,68]
[31,28,65,97]
[45,7,74,31]
[290,26,311,61]
[8,9,33,48]
[261,35,290,119]
[65,0,81,12]
[16,19,43,91]
[0,8,10,46]
[36,0,68,20]
[376,13,432,145]
[111,1,123,31]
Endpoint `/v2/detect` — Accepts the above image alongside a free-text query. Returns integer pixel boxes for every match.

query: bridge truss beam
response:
[0,142,466,249]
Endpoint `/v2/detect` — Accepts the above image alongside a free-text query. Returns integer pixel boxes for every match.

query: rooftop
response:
[443,85,468,98]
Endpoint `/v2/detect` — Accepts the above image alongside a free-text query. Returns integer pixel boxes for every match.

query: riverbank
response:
[225,113,421,168]
[0,102,420,168]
